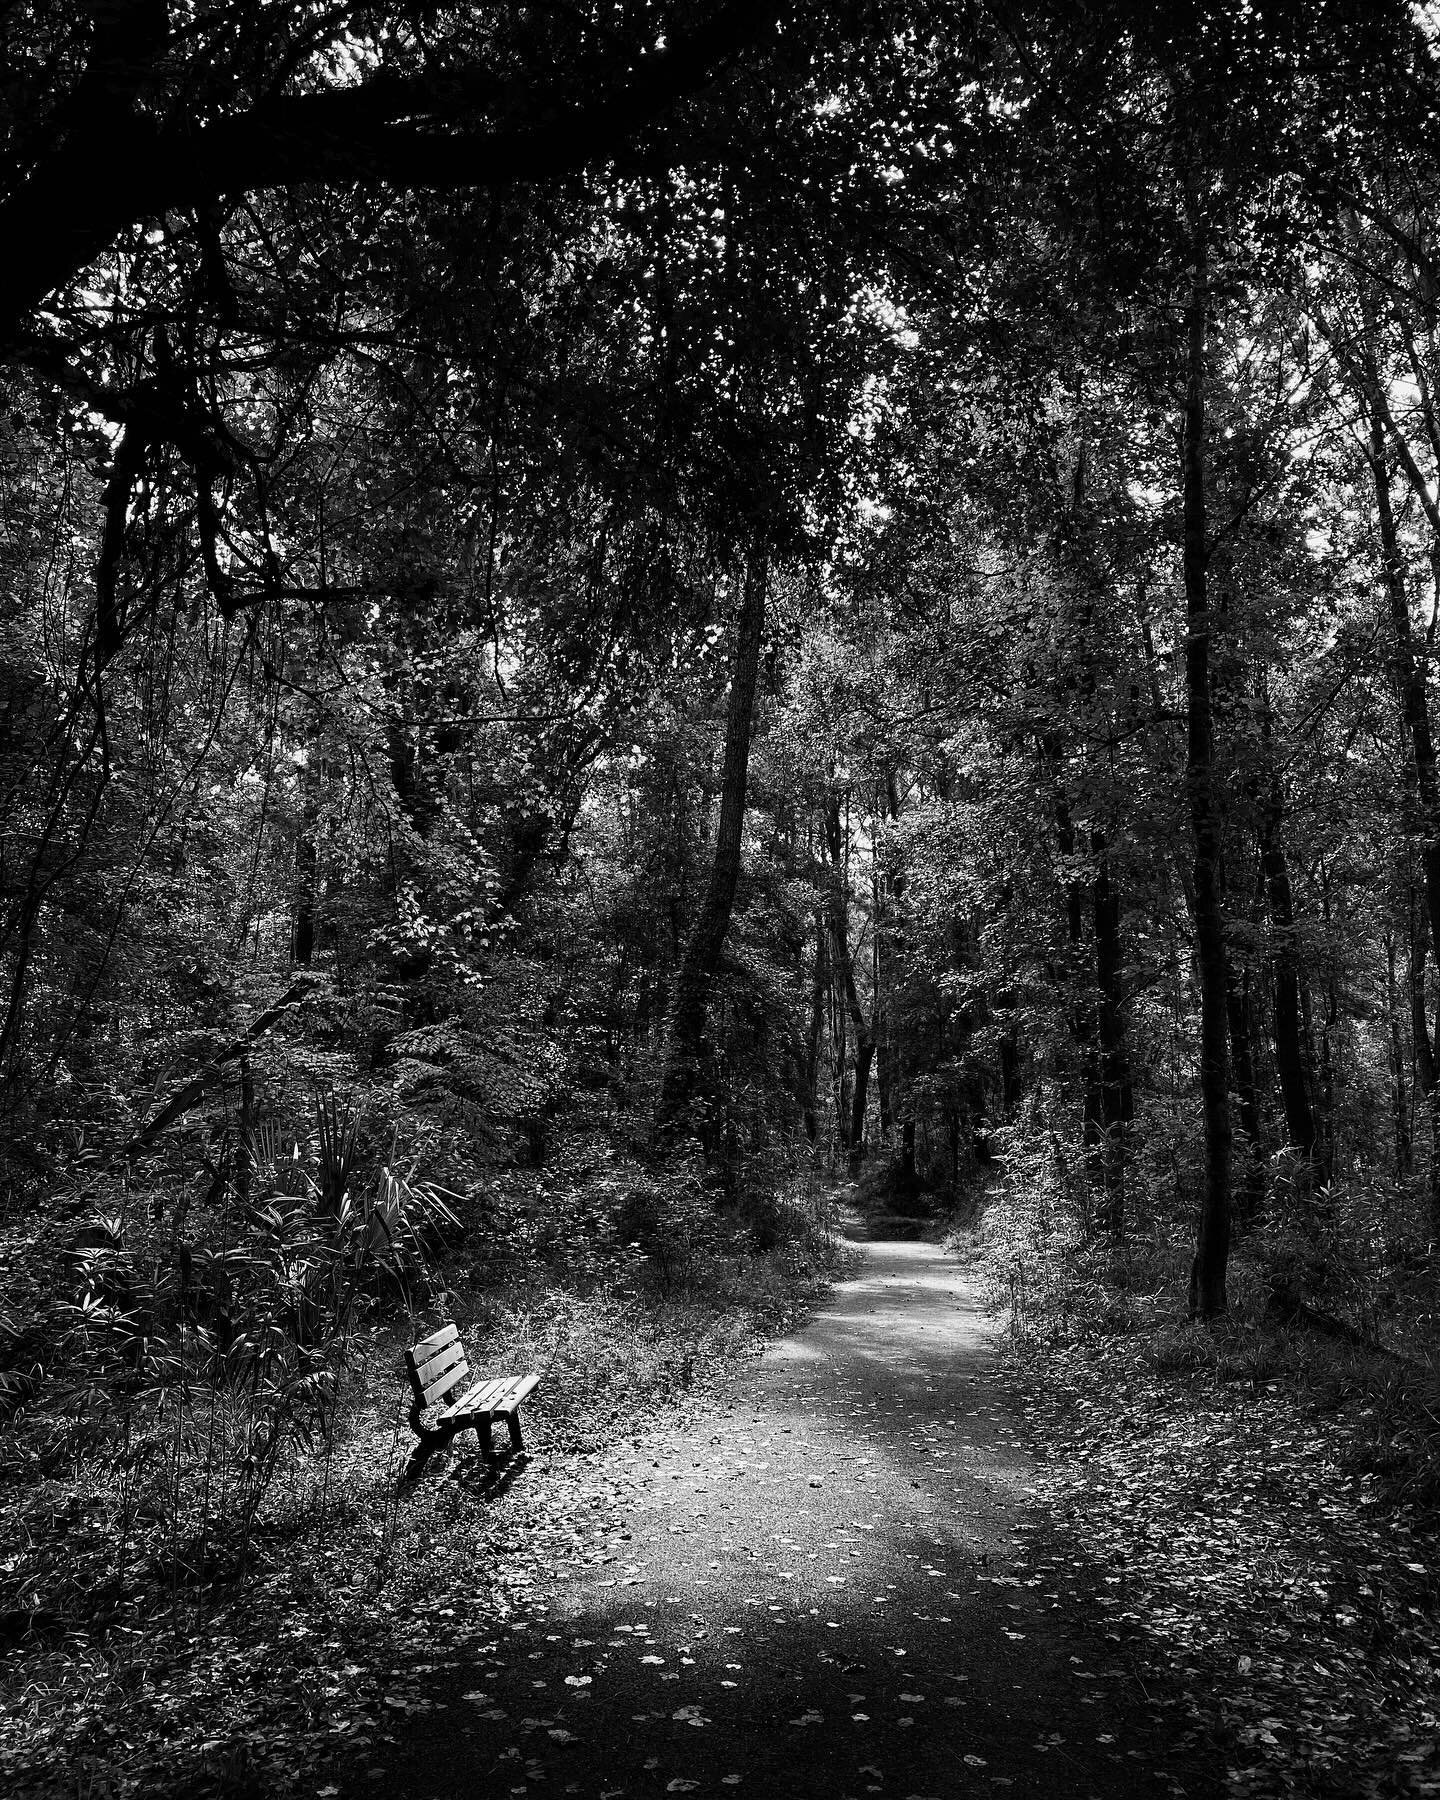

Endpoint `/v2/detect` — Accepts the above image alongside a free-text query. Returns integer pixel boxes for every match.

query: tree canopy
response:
[6,0,1440,1333]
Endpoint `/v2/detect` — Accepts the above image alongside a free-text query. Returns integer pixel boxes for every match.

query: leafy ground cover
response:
[970,1211,1440,1800]
[0,1166,850,1800]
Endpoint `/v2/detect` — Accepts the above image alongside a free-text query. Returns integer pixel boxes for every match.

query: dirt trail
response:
[370,1223,1218,1799]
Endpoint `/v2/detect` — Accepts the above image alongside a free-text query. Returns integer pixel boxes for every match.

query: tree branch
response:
[122,978,319,1157]
[0,1,783,345]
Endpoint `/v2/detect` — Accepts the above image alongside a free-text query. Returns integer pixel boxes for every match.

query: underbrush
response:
[0,1133,846,1800]
[965,1107,1440,1799]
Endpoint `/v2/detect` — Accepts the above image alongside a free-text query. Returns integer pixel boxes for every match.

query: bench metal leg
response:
[502,1408,525,1455]
[476,1414,497,1462]
[404,1408,454,1482]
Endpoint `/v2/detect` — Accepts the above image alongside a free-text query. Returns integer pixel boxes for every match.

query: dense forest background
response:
[4,3,1440,1795]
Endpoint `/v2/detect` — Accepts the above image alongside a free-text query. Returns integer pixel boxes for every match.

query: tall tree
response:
[1182,217,1234,1318]
[655,554,767,1139]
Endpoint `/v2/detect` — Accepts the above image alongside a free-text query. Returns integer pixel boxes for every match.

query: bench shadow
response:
[454,1448,530,1503]
[397,1440,530,1498]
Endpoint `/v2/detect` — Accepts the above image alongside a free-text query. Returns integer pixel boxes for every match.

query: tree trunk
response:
[291,706,326,968]
[1385,930,1411,1177]
[292,833,317,967]
[881,774,916,1196]
[849,1040,875,1171]
[1410,889,1437,1100]
[654,554,766,1141]
[1092,829,1131,1242]
[875,1035,893,1138]
[835,1067,852,1161]
[1368,409,1440,976]
[1429,1088,1440,1242]
[1182,230,1233,1319]
[823,793,876,1173]
[1321,976,1338,1183]
[1260,758,1323,1179]
[1226,955,1265,1227]
[803,911,826,1144]
[901,1117,917,1190]
[235,1049,255,1202]
[1407,898,1440,1232]
[873,852,894,1137]
[1054,784,1102,1214]
[1300,975,1328,1170]
[830,930,850,1163]
[1368,401,1440,1238]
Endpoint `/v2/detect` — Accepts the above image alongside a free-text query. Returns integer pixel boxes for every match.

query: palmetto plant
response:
[313,1091,362,1218]
[58,1087,458,1596]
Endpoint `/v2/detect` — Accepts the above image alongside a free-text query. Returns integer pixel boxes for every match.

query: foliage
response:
[971,1117,1440,1798]
[0,1166,847,1798]
[2,1095,456,1617]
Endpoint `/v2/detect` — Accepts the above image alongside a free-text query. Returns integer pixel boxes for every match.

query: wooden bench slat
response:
[413,1351,467,1395]
[418,1360,470,1409]
[411,1336,466,1386]
[410,1321,460,1364]
[442,1376,509,1419]
[410,1347,470,1408]
[407,1333,465,1376]
[407,1339,466,1385]
[443,1373,539,1419]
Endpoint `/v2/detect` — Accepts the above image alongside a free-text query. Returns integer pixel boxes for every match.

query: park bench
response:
[403,1323,540,1467]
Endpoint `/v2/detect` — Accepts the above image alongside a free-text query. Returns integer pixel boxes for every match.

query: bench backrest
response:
[405,1322,469,1409]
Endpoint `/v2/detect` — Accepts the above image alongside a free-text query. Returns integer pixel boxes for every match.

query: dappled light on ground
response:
[371,1228,1218,1800]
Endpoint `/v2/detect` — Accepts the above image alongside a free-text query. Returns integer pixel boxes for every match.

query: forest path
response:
[369,1217,1218,1800]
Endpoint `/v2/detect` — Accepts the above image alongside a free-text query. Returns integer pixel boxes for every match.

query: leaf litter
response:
[1010,1335,1440,1799]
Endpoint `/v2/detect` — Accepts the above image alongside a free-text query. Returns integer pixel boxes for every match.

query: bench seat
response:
[440,1372,540,1425]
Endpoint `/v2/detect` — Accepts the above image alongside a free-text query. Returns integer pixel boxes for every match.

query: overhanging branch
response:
[0,0,783,346]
